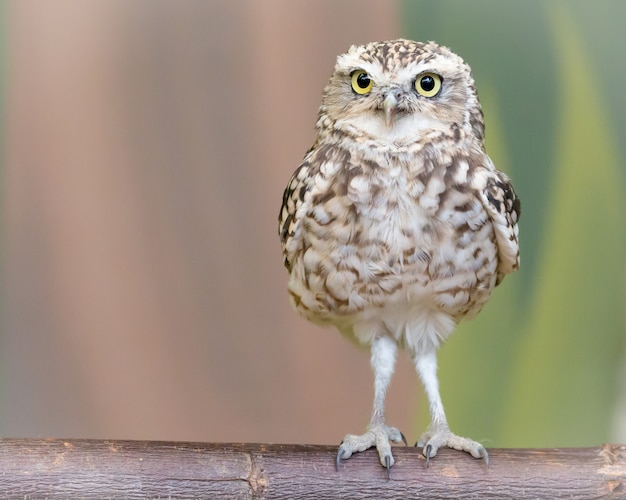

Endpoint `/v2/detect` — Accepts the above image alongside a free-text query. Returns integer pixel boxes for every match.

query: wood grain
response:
[0,439,624,498]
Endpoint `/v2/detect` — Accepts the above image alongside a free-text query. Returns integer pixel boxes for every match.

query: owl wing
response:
[279,158,313,272]
[477,166,521,284]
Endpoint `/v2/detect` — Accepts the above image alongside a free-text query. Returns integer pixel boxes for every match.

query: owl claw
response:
[335,446,347,471]
[384,455,391,480]
[478,446,489,467]
[400,431,408,446]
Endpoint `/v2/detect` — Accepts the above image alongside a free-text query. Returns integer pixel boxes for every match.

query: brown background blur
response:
[3,0,425,443]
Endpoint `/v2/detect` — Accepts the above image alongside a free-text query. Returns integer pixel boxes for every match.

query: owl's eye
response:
[415,73,442,97]
[351,70,373,95]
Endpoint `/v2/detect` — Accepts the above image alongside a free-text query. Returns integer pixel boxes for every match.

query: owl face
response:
[320,39,483,143]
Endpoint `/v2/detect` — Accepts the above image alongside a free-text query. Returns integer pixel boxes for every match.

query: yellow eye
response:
[351,70,373,94]
[415,72,442,97]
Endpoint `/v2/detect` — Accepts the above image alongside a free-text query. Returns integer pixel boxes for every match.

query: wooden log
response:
[0,439,623,499]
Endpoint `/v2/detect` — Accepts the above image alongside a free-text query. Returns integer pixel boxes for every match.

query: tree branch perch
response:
[0,439,624,498]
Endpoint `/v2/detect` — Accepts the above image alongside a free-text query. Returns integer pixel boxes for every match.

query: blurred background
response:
[2,0,625,448]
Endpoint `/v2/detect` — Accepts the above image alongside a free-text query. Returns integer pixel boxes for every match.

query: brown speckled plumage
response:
[279,39,520,473]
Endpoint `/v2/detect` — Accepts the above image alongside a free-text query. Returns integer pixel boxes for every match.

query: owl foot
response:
[416,426,488,467]
[336,425,407,478]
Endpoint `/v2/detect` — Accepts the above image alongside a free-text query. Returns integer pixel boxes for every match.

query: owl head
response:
[319,39,484,143]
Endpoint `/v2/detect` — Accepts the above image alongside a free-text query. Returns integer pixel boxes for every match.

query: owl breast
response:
[287,143,500,332]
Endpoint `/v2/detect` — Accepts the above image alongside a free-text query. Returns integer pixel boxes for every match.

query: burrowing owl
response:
[279,39,520,475]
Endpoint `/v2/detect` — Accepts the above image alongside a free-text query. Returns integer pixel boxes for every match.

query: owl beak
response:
[383,93,398,128]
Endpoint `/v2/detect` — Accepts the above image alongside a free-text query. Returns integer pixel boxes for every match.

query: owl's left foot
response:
[336,425,407,478]
[417,425,488,466]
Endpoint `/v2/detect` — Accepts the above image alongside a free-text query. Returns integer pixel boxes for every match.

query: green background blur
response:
[402,0,626,447]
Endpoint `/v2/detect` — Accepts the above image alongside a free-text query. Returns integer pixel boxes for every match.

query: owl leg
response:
[336,335,406,477]
[413,350,488,465]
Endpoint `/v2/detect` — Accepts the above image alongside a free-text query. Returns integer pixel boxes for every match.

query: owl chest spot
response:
[296,159,496,321]
[347,170,435,262]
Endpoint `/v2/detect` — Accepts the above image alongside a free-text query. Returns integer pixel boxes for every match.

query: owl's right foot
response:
[336,425,406,478]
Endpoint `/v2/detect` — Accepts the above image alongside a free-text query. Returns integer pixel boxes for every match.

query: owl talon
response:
[400,431,408,447]
[425,443,432,468]
[336,445,348,471]
[384,455,391,480]
[478,446,489,467]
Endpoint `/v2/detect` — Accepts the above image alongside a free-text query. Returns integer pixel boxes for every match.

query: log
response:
[0,439,624,499]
